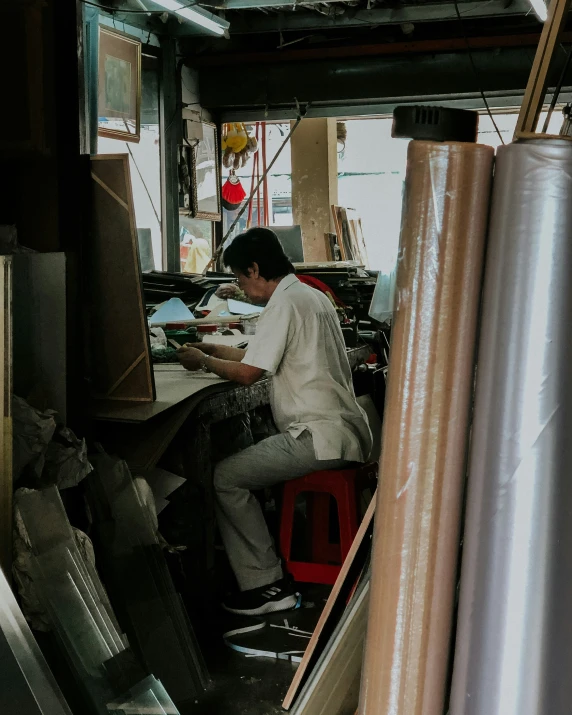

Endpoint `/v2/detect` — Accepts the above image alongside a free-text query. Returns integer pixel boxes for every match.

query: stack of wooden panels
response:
[88,156,154,405]
[331,206,369,265]
[283,497,375,715]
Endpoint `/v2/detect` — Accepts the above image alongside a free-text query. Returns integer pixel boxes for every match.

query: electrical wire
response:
[452,0,504,144]
[125,142,162,225]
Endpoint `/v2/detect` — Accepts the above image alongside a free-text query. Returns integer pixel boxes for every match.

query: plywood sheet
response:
[292,579,370,715]
[92,366,225,422]
[283,496,375,710]
[89,155,154,403]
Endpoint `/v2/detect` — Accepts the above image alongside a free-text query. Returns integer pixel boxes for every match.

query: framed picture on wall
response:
[190,122,221,221]
[98,26,141,143]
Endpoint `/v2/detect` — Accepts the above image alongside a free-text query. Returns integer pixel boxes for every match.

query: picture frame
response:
[190,122,221,221]
[98,26,141,143]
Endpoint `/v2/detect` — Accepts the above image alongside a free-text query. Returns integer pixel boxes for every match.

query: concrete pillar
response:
[290,118,338,262]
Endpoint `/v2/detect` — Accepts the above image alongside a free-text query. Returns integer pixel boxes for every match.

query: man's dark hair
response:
[223,227,295,280]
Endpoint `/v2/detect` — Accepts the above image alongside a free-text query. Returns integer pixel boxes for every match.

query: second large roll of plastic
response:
[450,140,572,715]
[358,140,493,715]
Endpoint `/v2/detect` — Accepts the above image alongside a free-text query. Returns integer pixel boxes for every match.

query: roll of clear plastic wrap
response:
[358,140,494,715]
[450,139,572,715]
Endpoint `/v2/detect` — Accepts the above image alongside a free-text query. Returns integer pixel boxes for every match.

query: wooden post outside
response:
[514,0,572,139]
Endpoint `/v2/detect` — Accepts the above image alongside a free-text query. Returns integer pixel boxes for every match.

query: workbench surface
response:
[92,345,371,424]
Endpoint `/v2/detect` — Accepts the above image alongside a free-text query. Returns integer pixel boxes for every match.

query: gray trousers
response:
[214,430,349,591]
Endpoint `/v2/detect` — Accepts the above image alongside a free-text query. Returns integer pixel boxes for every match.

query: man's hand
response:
[216,283,241,299]
[183,342,217,356]
[177,346,206,371]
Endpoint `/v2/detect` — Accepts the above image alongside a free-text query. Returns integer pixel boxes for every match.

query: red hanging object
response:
[222,170,246,211]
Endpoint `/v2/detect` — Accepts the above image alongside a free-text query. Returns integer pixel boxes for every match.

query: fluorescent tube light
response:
[176,5,228,35]
[152,0,228,35]
[155,0,184,10]
[528,0,547,21]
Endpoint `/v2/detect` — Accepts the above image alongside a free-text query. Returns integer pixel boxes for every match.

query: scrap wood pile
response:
[330,206,369,265]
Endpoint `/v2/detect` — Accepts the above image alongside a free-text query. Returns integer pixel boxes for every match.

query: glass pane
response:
[179,217,213,274]
[98,53,163,272]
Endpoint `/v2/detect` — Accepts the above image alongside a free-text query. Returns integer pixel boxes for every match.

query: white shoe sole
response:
[222,593,300,616]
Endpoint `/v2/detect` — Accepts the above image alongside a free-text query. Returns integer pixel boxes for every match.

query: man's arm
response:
[184,342,246,362]
[177,346,263,386]
[203,354,264,386]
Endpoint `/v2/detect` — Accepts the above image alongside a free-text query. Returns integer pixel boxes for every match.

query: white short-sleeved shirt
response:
[242,274,372,462]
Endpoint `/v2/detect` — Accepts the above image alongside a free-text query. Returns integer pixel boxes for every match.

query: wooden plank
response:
[337,208,356,262]
[323,233,334,262]
[95,379,271,472]
[514,0,572,137]
[331,205,347,261]
[88,155,155,404]
[92,366,226,423]
[292,578,370,715]
[514,131,572,141]
[282,495,376,710]
[0,257,12,578]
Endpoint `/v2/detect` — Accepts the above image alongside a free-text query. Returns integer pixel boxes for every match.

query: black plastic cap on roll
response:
[392,106,479,142]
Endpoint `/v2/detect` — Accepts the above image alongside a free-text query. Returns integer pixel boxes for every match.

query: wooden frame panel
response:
[89,155,155,403]
[283,495,376,710]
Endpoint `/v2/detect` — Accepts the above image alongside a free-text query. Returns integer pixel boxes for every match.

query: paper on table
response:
[227,298,263,316]
[149,298,194,326]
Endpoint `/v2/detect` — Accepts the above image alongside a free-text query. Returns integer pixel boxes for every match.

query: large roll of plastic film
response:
[450,139,572,715]
[359,140,493,715]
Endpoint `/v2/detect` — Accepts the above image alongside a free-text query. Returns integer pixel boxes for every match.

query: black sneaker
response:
[222,578,300,616]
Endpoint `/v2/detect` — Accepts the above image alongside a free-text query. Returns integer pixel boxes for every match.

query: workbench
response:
[93,346,372,609]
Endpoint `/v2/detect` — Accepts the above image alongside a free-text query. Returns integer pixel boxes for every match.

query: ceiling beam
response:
[208,0,527,13]
[218,89,572,121]
[197,42,572,110]
[190,31,572,66]
[197,0,535,34]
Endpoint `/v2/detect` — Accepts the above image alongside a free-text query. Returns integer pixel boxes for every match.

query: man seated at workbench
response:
[177,227,372,616]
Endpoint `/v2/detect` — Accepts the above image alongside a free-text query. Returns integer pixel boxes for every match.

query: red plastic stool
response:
[279,462,378,585]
